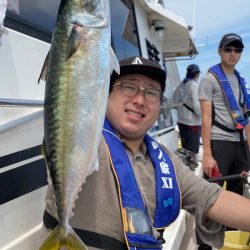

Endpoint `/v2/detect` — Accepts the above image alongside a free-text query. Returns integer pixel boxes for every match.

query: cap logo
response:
[132,57,143,65]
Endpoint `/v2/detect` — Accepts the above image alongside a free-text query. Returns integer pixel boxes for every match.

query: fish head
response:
[83,0,101,13]
[70,0,110,28]
[83,0,110,15]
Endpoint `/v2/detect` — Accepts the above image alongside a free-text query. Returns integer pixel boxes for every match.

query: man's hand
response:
[202,153,218,178]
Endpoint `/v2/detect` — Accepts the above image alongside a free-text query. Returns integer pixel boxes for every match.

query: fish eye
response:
[83,0,97,12]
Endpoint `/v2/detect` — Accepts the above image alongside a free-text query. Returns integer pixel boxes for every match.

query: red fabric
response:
[211,168,222,178]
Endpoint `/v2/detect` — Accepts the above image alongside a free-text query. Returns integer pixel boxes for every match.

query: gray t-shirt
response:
[198,71,242,141]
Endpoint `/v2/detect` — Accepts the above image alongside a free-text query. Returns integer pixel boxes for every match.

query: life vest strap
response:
[183,103,195,114]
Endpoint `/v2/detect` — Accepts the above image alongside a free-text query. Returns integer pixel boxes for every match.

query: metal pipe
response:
[0,98,44,108]
[0,110,43,134]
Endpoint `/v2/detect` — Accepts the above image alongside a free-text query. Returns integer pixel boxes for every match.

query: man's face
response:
[106,74,162,141]
[218,46,242,67]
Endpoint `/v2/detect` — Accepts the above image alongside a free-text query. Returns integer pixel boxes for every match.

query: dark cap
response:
[187,64,200,74]
[110,56,166,92]
[218,33,244,49]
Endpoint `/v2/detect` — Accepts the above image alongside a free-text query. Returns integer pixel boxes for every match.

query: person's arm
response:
[207,189,250,231]
[200,99,218,177]
[244,122,250,149]
[190,82,201,116]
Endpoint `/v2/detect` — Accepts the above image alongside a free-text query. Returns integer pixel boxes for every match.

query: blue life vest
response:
[209,64,250,129]
[102,118,181,250]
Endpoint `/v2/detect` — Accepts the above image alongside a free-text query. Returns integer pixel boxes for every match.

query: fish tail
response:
[39,226,88,250]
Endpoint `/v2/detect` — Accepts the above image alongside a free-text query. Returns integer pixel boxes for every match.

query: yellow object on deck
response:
[220,231,250,250]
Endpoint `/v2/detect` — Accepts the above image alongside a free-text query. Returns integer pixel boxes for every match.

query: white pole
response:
[161,0,167,9]
[192,0,196,39]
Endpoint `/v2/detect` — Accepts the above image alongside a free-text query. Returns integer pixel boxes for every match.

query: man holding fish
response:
[40,55,250,250]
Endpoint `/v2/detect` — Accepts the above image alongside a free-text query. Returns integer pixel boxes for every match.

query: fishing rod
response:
[207,172,250,183]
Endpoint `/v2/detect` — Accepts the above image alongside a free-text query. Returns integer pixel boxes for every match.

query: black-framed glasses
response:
[221,47,243,54]
[112,81,162,102]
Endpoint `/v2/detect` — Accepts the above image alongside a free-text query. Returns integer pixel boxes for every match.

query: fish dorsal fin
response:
[38,52,49,83]
[110,47,120,75]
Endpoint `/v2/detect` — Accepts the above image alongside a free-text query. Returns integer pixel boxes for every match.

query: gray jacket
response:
[176,80,201,126]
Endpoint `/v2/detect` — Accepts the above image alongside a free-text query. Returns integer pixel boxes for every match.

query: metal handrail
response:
[0,110,44,134]
[0,98,44,107]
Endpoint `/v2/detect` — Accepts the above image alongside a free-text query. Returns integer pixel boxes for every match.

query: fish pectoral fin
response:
[39,226,88,250]
[110,47,120,75]
[38,52,49,83]
[66,26,82,60]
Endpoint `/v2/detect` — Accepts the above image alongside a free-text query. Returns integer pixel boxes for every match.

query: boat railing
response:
[0,98,44,108]
[0,98,44,135]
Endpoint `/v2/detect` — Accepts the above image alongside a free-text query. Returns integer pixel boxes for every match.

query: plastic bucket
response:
[220,231,250,250]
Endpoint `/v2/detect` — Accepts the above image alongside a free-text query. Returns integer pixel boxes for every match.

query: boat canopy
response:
[138,0,198,59]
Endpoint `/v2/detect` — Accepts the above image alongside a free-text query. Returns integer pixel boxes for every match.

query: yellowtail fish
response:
[39,0,119,249]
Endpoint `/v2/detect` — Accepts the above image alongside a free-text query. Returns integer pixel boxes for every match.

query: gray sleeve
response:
[198,73,215,102]
[171,152,226,248]
[190,82,201,116]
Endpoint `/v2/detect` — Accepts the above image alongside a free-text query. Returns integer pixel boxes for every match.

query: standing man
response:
[199,33,250,194]
[176,64,201,155]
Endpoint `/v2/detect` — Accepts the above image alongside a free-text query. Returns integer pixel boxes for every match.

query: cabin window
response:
[5,0,141,57]
[5,0,60,42]
[110,0,140,59]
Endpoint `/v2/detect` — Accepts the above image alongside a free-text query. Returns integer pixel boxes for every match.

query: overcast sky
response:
[165,0,250,83]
